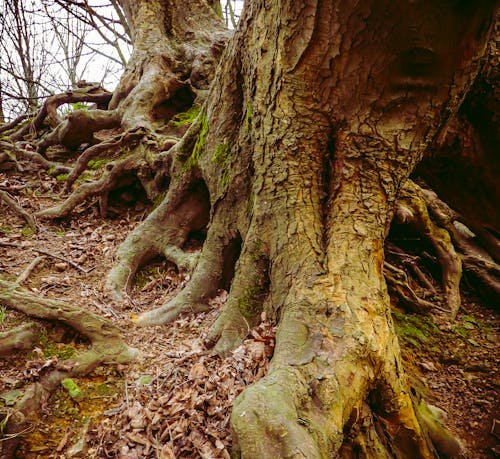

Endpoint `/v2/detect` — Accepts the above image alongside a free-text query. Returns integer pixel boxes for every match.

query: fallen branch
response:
[32,249,93,274]
[15,256,46,286]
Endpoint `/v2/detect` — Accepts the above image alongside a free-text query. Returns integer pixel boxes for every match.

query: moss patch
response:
[182,114,208,171]
[87,158,110,170]
[393,311,440,347]
[245,102,252,134]
[171,105,200,127]
[212,141,232,187]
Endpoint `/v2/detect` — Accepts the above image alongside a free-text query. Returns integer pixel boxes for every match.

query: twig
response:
[0,190,37,231]
[91,300,119,319]
[32,248,94,274]
[0,241,25,248]
[15,256,45,286]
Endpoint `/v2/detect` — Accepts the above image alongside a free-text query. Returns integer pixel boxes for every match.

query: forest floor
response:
[0,165,498,459]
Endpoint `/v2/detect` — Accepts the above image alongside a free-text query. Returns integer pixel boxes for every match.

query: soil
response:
[0,164,498,458]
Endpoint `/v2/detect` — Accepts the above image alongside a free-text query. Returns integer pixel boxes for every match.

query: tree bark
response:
[136,1,494,456]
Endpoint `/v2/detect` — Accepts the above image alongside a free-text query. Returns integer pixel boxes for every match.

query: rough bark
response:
[125,1,496,456]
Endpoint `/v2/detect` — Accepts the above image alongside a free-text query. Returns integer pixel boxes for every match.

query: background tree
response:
[0,0,498,457]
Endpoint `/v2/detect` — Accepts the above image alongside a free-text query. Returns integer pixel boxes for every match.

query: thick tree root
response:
[63,127,147,191]
[207,234,269,353]
[106,178,209,299]
[37,109,120,154]
[134,230,227,326]
[0,280,137,458]
[0,140,69,175]
[420,186,500,306]
[0,322,40,357]
[36,153,145,219]
[0,280,137,362]
[11,84,112,142]
[394,180,462,318]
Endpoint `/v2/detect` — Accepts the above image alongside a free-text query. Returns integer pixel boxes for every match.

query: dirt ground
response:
[0,166,498,458]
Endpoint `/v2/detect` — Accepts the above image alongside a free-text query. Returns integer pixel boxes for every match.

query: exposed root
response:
[0,112,35,136]
[207,235,269,353]
[36,153,144,220]
[106,178,209,299]
[134,228,232,326]
[0,279,137,363]
[11,83,113,142]
[420,186,500,305]
[394,180,462,319]
[232,366,327,458]
[0,190,36,231]
[37,109,120,154]
[415,397,463,458]
[0,322,40,357]
[15,256,45,286]
[0,279,137,457]
[63,127,147,191]
[0,140,69,175]
[384,261,447,314]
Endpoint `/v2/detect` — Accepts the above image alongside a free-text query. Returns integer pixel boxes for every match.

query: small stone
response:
[419,360,437,372]
[54,262,68,272]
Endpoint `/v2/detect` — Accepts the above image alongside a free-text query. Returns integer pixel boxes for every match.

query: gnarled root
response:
[0,190,36,231]
[206,232,269,353]
[134,227,230,326]
[11,83,112,142]
[63,127,148,192]
[0,279,137,362]
[37,152,147,220]
[106,177,209,299]
[0,279,137,457]
[0,140,69,175]
[0,322,40,357]
[230,298,437,459]
[419,186,500,307]
[37,109,120,154]
[393,180,462,318]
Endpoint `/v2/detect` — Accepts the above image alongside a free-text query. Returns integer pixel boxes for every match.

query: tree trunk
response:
[131,1,495,456]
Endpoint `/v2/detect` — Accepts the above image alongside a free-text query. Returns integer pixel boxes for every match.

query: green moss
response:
[171,105,200,127]
[134,265,163,289]
[212,141,232,188]
[56,174,68,182]
[43,343,77,360]
[0,306,6,325]
[95,383,116,396]
[393,311,440,347]
[21,227,35,238]
[182,113,209,171]
[212,142,231,165]
[238,286,263,319]
[0,225,13,235]
[152,192,166,210]
[87,158,109,170]
[61,378,85,402]
[245,102,252,134]
[47,165,56,175]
